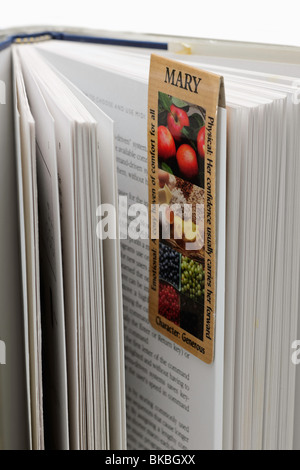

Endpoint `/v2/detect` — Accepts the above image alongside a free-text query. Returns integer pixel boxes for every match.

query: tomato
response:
[176,144,198,179]
[167,105,190,142]
[158,125,176,160]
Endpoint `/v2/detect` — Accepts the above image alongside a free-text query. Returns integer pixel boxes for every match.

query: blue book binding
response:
[0,30,168,52]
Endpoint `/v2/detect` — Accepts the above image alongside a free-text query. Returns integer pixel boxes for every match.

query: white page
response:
[12,48,44,450]
[13,88,32,447]
[216,73,299,450]
[235,93,280,450]
[18,54,78,447]
[10,48,32,450]
[279,95,300,450]
[169,53,300,81]
[221,103,243,450]
[37,50,227,450]
[18,45,119,449]
[0,44,31,452]
[52,70,126,450]
[214,106,227,446]
[262,96,288,450]
[227,83,300,450]
[49,69,119,450]
[15,52,70,449]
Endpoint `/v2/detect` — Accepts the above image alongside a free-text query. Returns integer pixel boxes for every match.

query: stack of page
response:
[12,45,125,450]
[0,31,300,450]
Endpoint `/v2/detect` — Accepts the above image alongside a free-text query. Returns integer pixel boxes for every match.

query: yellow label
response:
[148,54,225,364]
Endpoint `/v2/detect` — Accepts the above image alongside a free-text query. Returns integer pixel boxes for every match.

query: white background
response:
[1,0,300,47]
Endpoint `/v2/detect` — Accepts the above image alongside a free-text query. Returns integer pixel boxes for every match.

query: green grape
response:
[181,256,205,301]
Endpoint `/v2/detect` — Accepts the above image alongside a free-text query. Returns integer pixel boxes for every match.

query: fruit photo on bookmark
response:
[158,241,205,342]
[157,92,206,189]
[157,170,205,262]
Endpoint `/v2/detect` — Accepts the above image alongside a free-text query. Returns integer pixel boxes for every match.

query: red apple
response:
[158,125,176,160]
[197,126,205,158]
[176,144,198,179]
[167,105,189,141]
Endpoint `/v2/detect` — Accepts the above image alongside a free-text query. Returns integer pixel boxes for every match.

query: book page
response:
[19,54,79,448]
[16,50,70,449]
[13,48,44,450]
[51,71,126,450]
[0,44,31,450]
[18,45,120,449]
[37,50,227,450]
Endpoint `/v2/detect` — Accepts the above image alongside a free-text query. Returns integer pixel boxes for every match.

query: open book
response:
[0,28,300,450]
